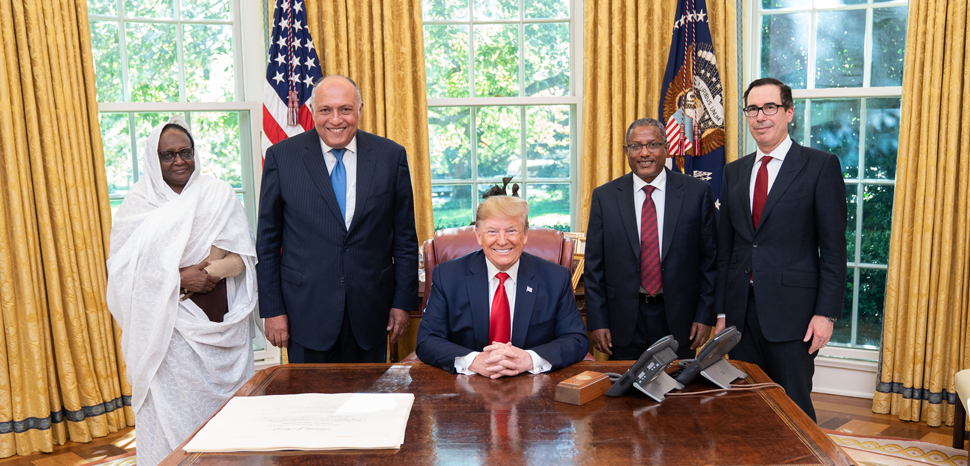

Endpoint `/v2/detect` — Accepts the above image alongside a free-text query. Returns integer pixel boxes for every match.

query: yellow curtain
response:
[580,0,739,231]
[873,0,970,428]
[0,0,133,458]
[304,0,434,243]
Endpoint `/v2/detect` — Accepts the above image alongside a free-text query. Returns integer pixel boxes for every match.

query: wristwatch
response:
[825,316,838,323]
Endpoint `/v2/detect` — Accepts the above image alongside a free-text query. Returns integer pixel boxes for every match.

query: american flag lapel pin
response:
[527,286,533,293]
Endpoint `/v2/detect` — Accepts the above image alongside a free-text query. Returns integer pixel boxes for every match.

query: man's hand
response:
[386,308,410,343]
[803,315,834,354]
[481,342,534,378]
[590,328,613,355]
[468,351,497,378]
[179,261,216,295]
[264,314,289,348]
[689,322,712,350]
[714,317,726,335]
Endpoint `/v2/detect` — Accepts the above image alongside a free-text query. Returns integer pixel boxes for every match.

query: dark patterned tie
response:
[489,272,511,344]
[640,185,661,295]
[752,156,772,229]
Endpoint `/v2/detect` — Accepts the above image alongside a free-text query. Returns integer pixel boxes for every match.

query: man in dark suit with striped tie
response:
[256,75,418,363]
[584,118,719,361]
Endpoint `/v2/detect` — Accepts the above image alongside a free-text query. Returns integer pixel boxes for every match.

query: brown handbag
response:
[189,278,228,322]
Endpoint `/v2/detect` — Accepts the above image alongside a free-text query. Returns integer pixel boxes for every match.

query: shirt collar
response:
[485,255,520,284]
[319,134,358,156]
[756,135,792,164]
[632,167,667,193]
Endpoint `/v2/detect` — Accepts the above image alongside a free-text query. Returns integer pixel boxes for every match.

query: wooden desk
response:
[162,361,850,465]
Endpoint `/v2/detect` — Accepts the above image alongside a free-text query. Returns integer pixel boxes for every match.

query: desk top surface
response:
[163,361,850,466]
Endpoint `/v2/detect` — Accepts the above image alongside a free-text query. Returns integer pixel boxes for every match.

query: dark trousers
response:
[730,285,818,422]
[286,304,386,363]
[610,297,679,360]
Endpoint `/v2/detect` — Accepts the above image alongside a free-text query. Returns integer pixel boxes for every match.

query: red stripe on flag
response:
[298,104,314,131]
[262,105,289,145]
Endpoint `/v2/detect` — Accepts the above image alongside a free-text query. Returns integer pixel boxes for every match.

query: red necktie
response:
[752,156,772,229]
[489,272,511,344]
[639,185,661,296]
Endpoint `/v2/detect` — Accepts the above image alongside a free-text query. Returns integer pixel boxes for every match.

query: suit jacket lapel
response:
[467,252,491,350]
[737,153,756,234]
[348,131,375,234]
[759,142,807,229]
[300,132,345,228]
[510,254,537,348]
[615,173,641,258]
[661,169,684,262]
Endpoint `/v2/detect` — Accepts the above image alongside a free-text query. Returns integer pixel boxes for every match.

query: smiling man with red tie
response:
[715,78,847,422]
[415,195,589,377]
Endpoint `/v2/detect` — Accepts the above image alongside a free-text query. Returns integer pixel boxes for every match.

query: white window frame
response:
[423,0,584,230]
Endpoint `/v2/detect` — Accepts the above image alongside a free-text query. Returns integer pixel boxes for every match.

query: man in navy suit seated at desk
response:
[416,195,589,377]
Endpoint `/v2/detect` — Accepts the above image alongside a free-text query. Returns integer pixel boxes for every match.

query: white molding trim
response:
[813,347,879,399]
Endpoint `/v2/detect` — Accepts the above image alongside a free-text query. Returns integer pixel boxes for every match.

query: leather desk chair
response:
[954,369,970,449]
[401,225,592,363]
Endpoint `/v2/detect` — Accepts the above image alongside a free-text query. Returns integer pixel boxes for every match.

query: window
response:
[421,0,582,231]
[751,0,908,350]
[88,0,277,363]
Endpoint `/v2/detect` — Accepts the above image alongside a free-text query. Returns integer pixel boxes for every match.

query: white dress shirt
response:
[748,135,792,212]
[454,258,552,375]
[633,169,667,294]
[320,135,358,230]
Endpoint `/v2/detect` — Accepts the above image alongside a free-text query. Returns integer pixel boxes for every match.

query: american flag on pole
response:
[262,0,322,159]
[659,0,725,209]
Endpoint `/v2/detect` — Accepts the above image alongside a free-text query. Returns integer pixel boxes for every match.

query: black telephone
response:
[605,335,681,401]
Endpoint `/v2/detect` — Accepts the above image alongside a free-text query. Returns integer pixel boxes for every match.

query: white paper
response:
[183,393,415,452]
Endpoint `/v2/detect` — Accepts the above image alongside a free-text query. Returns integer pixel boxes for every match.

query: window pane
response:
[861,185,892,264]
[761,0,804,9]
[871,6,908,87]
[192,111,242,188]
[857,268,886,347]
[474,0,516,20]
[814,0,866,7]
[126,22,178,102]
[135,112,181,179]
[526,183,570,231]
[815,10,866,88]
[428,106,472,180]
[422,0,469,20]
[88,0,116,16]
[476,106,521,179]
[524,23,569,97]
[182,0,230,20]
[787,98,807,143]
[432,184,474,230]
[761,13,809,89]
[425,25,470,98]
[526,105,569,178]
[864,98,900,180]
[474,24,519,97]
[846,184,857,260]
[810,99,860,178]
[525,0,569,19]
[124,0,174,18]
[100,113,133,195]
[90,20,123,103]
[183,24,235,102]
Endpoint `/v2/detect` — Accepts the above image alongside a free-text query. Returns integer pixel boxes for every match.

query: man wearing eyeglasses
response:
[584,118,718,361]
[714,78,847,421]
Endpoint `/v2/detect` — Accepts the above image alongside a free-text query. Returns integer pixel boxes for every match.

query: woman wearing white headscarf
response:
[106,116,257,466]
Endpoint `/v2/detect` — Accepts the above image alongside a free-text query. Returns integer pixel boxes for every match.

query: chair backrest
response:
[421,225,573,311]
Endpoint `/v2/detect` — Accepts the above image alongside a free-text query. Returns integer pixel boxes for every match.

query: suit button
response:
[340,277,345,283]
[745,268,751,274]
[344,247,349,252]
[753,242,759,248]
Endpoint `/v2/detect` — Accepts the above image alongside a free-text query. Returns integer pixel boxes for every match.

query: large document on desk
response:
[183,393,415,452]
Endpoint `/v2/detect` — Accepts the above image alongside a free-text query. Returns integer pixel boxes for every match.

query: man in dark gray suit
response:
[256,75,418,363]
[585,118,718,361]
[716,77,847,421]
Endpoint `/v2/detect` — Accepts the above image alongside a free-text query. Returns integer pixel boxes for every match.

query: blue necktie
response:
[330,148,347,220]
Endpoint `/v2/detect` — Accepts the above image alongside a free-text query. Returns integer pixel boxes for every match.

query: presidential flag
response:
[262,0,323,158]
[659,0,725,209]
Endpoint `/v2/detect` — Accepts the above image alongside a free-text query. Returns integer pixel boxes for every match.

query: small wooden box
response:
[555,371,611,405]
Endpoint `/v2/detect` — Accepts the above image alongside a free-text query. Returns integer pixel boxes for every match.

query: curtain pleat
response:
[873,0,970,428]
[305,0,434,243]
[0,0,132,458]
[579,0,738,231]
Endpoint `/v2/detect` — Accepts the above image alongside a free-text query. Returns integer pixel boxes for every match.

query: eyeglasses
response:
[625,142,665,153]
[743,103,786,117]
[158,148,194,163]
